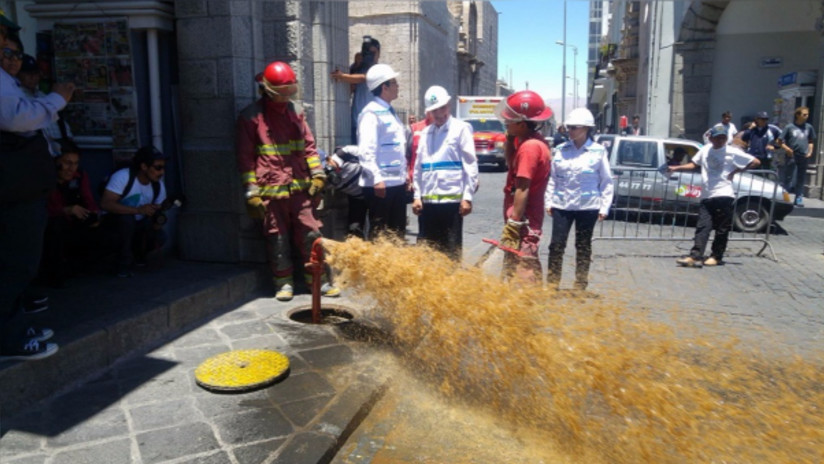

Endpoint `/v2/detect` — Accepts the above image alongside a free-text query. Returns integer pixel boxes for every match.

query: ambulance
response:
[456,96,507,170]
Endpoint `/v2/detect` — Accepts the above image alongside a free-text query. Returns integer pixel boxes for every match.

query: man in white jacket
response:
[357,64,407,240]
[411,86,478,261]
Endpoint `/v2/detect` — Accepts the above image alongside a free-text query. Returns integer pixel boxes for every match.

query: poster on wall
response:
[50,19,138,155]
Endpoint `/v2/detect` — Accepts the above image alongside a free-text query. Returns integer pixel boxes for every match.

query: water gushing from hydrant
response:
[326,237,824,463]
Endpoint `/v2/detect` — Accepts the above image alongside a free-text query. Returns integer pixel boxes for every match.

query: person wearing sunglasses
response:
[777,106,816,207]
[1,23,75,361]
[100,146,169,278]
[544,108,614,294]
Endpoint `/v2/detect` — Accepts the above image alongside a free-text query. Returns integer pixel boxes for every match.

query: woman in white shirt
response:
[544,108,614,292]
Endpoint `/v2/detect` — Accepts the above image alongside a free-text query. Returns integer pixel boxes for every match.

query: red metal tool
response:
[482,238,526,257]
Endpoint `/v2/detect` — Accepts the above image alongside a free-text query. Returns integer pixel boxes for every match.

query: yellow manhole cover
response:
[195,349,290,393]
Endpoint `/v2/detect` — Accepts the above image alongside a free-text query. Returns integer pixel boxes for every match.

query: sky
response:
[491,0,592,116]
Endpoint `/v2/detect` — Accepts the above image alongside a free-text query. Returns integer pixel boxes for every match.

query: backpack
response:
[101,168,161,204]
[324,146,363,198]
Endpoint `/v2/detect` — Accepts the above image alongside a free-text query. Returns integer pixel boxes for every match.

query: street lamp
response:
[556,1,567,123]
[556,40,578,114]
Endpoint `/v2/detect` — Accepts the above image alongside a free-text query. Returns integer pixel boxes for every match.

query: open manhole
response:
[288,304,355,324]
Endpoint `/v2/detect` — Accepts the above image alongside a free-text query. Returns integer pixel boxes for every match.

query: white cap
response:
[366,64,400,91]
[564,108,595,127]
[424,86,451,113]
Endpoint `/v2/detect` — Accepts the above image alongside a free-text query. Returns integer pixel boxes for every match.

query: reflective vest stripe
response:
[422,194,462,201]
[422,161,462,171]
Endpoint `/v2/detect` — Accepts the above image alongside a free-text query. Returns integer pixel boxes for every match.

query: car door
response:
[660,141,702,213]
[611,139,659,210]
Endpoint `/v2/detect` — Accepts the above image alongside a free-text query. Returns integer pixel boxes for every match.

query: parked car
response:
[595,135,794,233]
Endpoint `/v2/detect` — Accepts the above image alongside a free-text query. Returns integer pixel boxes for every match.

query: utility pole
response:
[561,0,567,123]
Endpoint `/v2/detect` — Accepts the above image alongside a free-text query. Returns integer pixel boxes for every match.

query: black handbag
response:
[0,131,56,203]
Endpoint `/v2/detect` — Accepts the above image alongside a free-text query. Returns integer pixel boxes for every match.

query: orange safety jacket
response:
[236,98,323,198]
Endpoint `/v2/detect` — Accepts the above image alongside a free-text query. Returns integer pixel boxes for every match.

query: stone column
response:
[175,0,349,263]
[669,1,728,140]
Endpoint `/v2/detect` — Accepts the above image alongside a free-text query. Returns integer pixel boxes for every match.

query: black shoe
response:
[25,327,54,342]
[0,339,59,362]
[22,298,48,314]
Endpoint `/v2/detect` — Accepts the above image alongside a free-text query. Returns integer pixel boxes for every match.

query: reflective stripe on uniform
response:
[258,178,313,198]
[241,171,257,184]
[422,193,462,202]
[256,140,303,156]
[306,155,321,170]
[422,161,462,171]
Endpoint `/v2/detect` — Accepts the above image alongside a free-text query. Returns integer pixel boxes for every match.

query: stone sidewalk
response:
[1,288,388,464]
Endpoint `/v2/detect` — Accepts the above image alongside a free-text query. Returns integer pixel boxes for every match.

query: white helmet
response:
[424,86,451,113]
[366,64,399,91]
[564,108,595,127]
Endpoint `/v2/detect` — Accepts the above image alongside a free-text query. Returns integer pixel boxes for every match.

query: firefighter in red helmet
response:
[236,61,339,301]
[494,90,553,282]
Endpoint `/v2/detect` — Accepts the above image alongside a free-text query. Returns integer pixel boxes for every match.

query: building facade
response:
[592,0,824,198]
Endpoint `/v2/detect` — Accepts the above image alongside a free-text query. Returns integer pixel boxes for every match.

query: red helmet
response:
[257,61,298,97]
[494,90,553,122]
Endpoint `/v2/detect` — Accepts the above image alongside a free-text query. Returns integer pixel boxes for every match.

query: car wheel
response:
[733,200,769,233]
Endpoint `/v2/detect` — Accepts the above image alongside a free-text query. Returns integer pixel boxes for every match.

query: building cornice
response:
[26,1,174,30]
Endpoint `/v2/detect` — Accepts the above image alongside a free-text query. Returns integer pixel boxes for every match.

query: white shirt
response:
[105,168,167,220]
[545,139,614,215]
[690,144,754,199]
[0,67,67,135]
[413,116,479,203]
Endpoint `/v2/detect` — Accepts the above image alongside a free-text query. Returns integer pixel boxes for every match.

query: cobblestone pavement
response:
[1,169,821,463]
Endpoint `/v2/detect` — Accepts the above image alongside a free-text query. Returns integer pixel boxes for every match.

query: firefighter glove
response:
[308,176,325,198]
[245,185,266,220]
[500,218,525,250]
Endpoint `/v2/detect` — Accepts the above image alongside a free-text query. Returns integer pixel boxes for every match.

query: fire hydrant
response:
[305,237,325,324]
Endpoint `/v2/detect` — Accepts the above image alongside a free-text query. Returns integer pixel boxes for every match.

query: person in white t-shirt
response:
[703,110,738,145]
[669,124,760,267]
[100,146,168,277]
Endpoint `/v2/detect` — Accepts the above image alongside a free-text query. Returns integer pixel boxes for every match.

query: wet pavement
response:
[1,169,823,463]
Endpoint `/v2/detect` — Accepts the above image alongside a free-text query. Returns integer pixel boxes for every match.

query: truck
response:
[456,96,508,170]
[595,134,794,233]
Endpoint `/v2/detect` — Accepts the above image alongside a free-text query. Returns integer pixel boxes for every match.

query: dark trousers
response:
[793,154,809,197]
[363,185,407,241]
[40,216,105,285]
[0,200,47,351]
[347,195,369,239]
[690,196,734,260]
[547,209,599,289]
[418,202,463,261]
[105,214,165,269]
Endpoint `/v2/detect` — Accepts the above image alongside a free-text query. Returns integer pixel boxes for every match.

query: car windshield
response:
[468,119,504,133]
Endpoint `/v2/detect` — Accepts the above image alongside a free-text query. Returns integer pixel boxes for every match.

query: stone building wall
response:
[175,0,349,263]
[476,0,499,96]
[348,1,457,120]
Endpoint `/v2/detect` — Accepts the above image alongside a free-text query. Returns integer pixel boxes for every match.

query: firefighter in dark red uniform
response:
[236,61,339,301]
